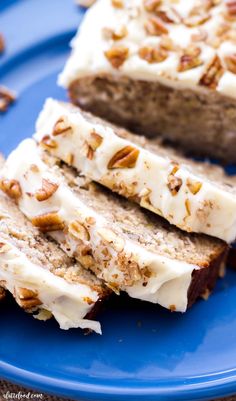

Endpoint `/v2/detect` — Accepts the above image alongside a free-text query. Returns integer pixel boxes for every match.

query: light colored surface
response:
[59,0,236,99]
[36,98,236,243]
[0,138,199,312]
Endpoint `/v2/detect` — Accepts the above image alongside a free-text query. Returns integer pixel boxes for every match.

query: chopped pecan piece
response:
[143,0,161,12]
[104,46,129,68]
[52,116,73,136]
[68,220,90,241]
[145,16,168,35]
[89,131,103,151]
[167,165,182,196]
[185,199,191,216]
[0,179,22,200]
[0,242,11,253]
[199,55,224,89]
[97,228,125,252]
[139,45,168,63]
[0,86,16,113]
[178,46,203,72]
[184,4,210,28]
[83,297,94,305]
[31,212,64,232]
[226,0,236,16]
[191,29,208,42]
[35,179,59,202]
[111,0,124,8]
[0,287,5,301]
[108,146,139,169]
[224,54,236,74]
[15,287,42,310]
[40,135,58,149]
[155,8,181,24]
[102,26,128,40]
[0,33,5,54]
[186,179,202,195]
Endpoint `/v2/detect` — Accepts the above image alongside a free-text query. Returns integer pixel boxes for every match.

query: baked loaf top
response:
[0,138,227,312]
[59,0,236,99]
[0,191,107,333]
[35,98,236,243]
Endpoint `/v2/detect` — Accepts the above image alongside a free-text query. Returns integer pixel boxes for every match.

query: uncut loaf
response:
[35,98,236,243]
[59,0,236,163]
[0,139,228,312]
[0,190,109,333]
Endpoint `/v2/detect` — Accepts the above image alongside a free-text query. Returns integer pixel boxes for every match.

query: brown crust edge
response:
[187,246,229,308]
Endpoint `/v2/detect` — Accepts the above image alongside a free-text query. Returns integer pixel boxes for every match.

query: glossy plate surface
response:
[1,1,236,400]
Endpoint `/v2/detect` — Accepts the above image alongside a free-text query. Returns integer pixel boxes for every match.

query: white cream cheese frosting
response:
[0,138,202,313]
[59,0,236,99]
[35,98,236,243]
[0,239,101,333]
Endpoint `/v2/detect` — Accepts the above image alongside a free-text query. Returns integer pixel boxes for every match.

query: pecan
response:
[0,242,11,253]
[97,228,125,252]
[104,46,129,69]
[68,220,90,241]
[35,179,59,202]
[52,116,73,136]
[144,16,168,35]
[15,287,42,310]
[143,0,162,13]
[226,1,236,17]
[185,199,191,216]
[167,165,182,196]
[0,86,16,113]
[199,55,224,89]
[224,54,236,74]
[102,26,128,40]
[108,146,139,169]
[89,131,103,151]
[0,33,5,54]
[159,35,177,51]
[139,45,168,63]
[0,287,6,301]
[186,179,202,195]
[78,254,95,269]
[31,212,64,232]
[111,0,124,8]
[40,135,58,149]
[0,179,22,200]
[155,8,181,24]
[178,46,203,72]
[184,4,210,28]
[83,297,94,305]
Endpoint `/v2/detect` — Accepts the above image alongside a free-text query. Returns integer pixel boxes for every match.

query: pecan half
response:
[52,116,73,136]
[0,86,16,113]
[40,135,58,149]
[15,287,42,310]
[184,4,211,28]
[104,46,129,69]
[108,146,139,169]
[167,165,183,196]
[224,54,236,74]
[143,0,162,13]
[178,46,203,72]
[144,16,168,35]
[0,33,5,54]
[199,55,224,89]
[0,179,22,200]
[139,45,168,63]
[31,212,64,232]
[35,179,59,202]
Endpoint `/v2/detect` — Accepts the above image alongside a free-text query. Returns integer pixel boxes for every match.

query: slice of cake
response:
[35,98,236,243]
[0,138,228,312]
[59,0,236,163]
[0,191,109,333]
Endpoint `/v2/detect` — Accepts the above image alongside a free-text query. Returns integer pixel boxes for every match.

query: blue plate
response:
[1,1,236,400]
